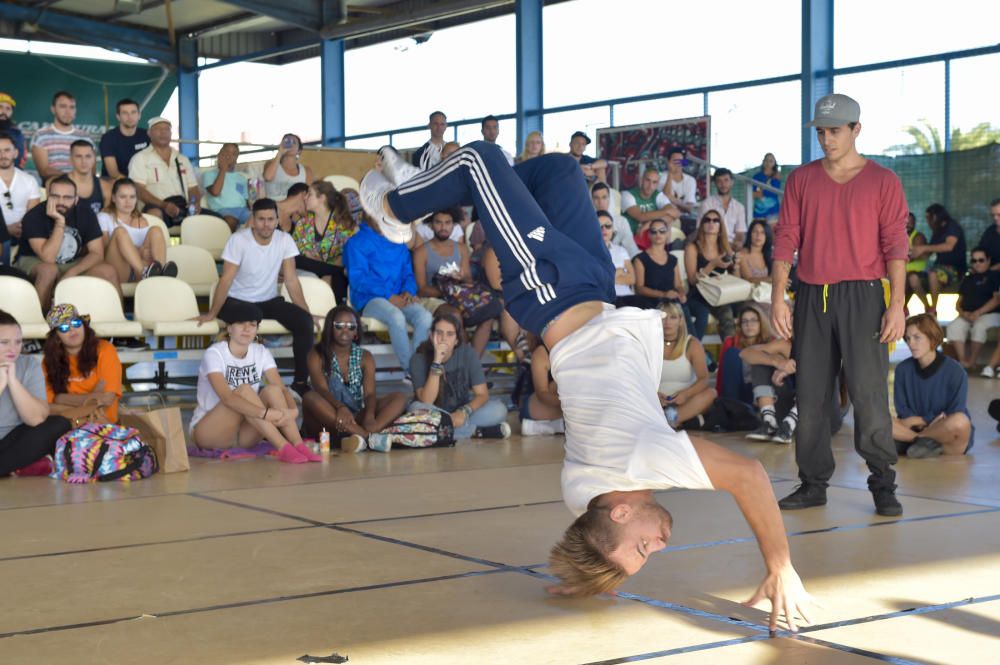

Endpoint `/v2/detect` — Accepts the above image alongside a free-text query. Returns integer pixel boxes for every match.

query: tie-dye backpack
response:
[52,422,159,483]
[382,409,455,448]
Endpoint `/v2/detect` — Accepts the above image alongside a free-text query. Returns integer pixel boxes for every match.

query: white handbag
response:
[696,272,753,306]
[750,282,773,304]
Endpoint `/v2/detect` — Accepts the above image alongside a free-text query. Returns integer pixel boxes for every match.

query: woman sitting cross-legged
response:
[0,310,71,477]
[401,309,511,443]
[519,344,565,437]
[302,305,408,453]
[42,304,123,422]
[716,304,772,405]
[190,301,319,464]
[893,314,973,458]
[658,301,716,429]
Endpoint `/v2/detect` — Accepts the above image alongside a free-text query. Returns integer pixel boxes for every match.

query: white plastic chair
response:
[671,249,688,291]
[0,276,49,338]
[281,275,336,330]
[180,215,232,260]
[53,276,143,338]
[323,174,361,193]
[166,245,219,297]
[134,277,219,337]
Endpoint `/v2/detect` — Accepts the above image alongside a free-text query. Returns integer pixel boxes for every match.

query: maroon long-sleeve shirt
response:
[773,159,909,285]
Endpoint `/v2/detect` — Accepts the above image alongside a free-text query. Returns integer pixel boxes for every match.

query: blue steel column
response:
[177,37,199,161]
[801,0,834,163]
[516,0,543,153]
[321,39,346,147]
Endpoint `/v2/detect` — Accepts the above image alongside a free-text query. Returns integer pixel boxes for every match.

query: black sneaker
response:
[770,420,795,445]
[161,260,179,278]
[872,487,903,516]
[746,422,777,441]
[906,436,943,459]
[140,261,163,280]
[473,423,512,439]
[893,439,912,456]
[778,484,827,510]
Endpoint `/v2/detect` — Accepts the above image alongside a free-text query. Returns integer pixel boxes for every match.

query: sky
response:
[2,0,997,171]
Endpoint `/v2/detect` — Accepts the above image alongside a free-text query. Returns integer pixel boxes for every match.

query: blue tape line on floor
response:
[794,634,931,665]
[579,635,770,665]
[801,592,1000,634]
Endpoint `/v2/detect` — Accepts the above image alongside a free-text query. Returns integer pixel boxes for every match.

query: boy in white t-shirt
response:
[195,198,315,395]
[191,300,318,464]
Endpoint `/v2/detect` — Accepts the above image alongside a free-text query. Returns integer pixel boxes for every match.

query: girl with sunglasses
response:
[684,210,737,340]
[632,218,685,311]
[302,305,408,452]
[42,303,122,422]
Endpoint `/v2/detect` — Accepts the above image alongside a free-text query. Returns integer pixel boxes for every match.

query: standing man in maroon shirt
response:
[771,94,909,517]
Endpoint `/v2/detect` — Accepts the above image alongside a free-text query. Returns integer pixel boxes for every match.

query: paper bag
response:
[120,406,190,474]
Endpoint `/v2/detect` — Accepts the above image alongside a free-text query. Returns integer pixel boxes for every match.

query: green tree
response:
[889,119,1000,154]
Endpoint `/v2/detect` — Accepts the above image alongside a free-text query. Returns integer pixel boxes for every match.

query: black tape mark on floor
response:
[793,634,930,665]
[336,498,564,526]
[825,481,1000,510]
[800,592,1000,634]
[189,492,328,526]
[330,524,511,570]
[0,568,509,641]
[579,635,769,664]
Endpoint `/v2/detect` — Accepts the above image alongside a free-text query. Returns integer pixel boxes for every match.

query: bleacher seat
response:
[167,245,219,296]
[180,215,232,260]
[281,275,336,330]
[135,277,219,337]
[323,174,361,192]
[53,276,143,338]
[0,276,49,339]
[143,212,180,238]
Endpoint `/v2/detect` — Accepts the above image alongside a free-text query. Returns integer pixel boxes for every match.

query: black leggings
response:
[294,256,349,306]
[0,416,71,476]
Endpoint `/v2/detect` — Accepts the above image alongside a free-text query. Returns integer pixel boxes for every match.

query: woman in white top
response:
[190,301,319,464]
[658,301,716,428]
[98,178,176,282]
[262,133,314,202]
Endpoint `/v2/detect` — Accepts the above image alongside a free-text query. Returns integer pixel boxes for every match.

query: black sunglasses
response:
[2,191,10,210]
[971,258,989,264]
[332,321,358,330]
[649,228,668,235]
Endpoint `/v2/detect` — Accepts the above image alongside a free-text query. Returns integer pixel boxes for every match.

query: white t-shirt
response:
[550,306,714,517]
[608,243,634,297]
[97,212,151,247]
[190,341,277,430]
[0,168,41,226]
[699,195,747,244]
[222,228,299,303]
[659,172,698,208]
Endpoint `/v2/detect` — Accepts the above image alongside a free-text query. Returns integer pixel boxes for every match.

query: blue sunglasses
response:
[56,318,83,333]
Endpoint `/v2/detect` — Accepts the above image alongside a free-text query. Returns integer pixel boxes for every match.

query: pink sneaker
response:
[294,443,323,462]
[277,444,309,464]
[14,456,53,477]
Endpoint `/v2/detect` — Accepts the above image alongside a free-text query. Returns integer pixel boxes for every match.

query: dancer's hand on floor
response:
[743,564,818,633]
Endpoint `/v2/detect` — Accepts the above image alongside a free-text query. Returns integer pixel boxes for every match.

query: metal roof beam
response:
[217,0,344,33]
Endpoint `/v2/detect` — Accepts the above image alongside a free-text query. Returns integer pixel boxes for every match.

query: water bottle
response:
[319,428,331,459]
[188,195,197,217]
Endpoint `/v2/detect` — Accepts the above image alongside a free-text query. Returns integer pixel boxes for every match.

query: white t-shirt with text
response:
[0,168,41,227]
[190,341,277,430]
[222,228,299,303]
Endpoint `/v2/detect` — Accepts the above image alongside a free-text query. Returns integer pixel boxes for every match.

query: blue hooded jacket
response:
[343,224,418,311]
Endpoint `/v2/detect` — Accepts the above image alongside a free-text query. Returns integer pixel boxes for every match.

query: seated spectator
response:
[0,132,41,264]
[622,167,679,248]
[17,176,120,309]
[414,206,465,244]
[567,131,607,184]
[480,115,514,166]
[908,203,967,315]
[631,218,685,310]
[190,301,317,464]
[740,336,799,445]
[30,91,93,180]
[658,302,716,429]
[201,143,250,230]
[480,243,530,364]
[684,210,737,340]
[412,111,448,171]
[98,178,176,282]
[0,309,71,478]
[904,211,928,311]
[263,133,313,202]
[517,131,545,163]
[277,181,309,233]
[195,199,315,395]
[67,140,110,216]
[946,247,1000,371]
[698,168,747,248]
[893,314,973,457]
[99,98,149,179]
[659,146,698,220]
[738,219,772,285]
[591,182,638,257]
[41,304,122,422]
[0,93,26,168]
[717,304,772,405]
[303,305,408,452]
[598,211,636,305]
[293,180,357,305]
[751,153,782,224]
[344,217,432,374]
[413,208,500,356]
[129,117,203,225]
[519,344,564,436]
[977,198,1000,270]
[402,309,511,441]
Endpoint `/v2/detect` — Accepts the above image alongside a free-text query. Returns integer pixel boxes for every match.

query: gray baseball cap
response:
[806,93,860,128]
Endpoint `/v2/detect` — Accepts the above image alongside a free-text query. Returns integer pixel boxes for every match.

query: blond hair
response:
[659,301,689,360]
[549,508,628,597]
[520,131,545,161]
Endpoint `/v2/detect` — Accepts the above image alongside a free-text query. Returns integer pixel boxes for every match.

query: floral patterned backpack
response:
[382,409,455,448]
[52,422,159,483]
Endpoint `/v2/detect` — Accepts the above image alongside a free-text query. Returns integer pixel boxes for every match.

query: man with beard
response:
[30,91,94,180]
[698,167,747,248]
[0,93,26,168]
[0,133,41,264]
[16,176,119,308]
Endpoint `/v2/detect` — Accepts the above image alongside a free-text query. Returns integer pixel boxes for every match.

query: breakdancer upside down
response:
[360,142,816,632]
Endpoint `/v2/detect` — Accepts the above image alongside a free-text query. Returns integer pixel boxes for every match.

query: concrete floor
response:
[2,375,999,664]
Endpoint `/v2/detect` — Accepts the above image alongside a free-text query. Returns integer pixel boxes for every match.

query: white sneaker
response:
[367,432,392,453]
[340,434,367,453]
[378,146,421,186]
[981,366,995,378]
[359,169,412,245]
[521,419,555,436]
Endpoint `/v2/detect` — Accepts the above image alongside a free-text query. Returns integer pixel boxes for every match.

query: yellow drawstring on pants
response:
[822,281,895,352]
